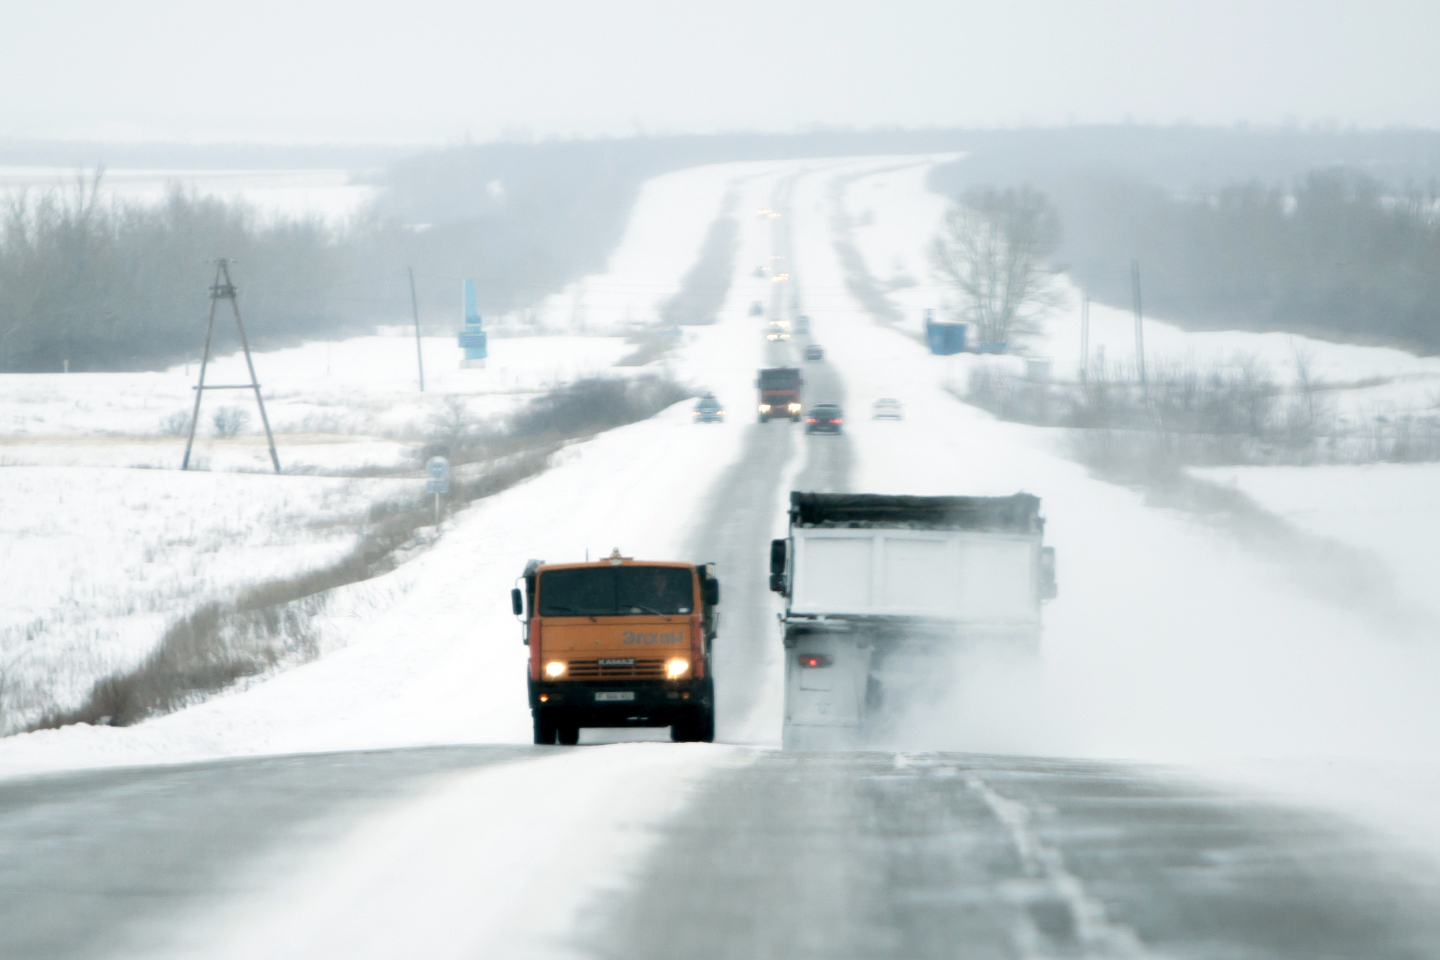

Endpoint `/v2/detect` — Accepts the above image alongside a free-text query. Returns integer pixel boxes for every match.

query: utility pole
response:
[409,266,425,392]
[1079,294,1090,384]
[182,259,281,474]
[1131,259,1146,386]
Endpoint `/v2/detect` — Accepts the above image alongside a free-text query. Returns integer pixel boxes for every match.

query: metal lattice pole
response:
[182,259,281,474]
[181,263,222,471]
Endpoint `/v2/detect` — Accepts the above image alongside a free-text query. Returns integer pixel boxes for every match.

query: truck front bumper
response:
[528,678,713,726]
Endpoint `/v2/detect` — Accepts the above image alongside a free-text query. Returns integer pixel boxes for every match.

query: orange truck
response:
[511,550,719,744]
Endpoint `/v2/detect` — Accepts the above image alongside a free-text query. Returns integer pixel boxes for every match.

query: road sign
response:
[426,456,450,480]
[426,479,449,494]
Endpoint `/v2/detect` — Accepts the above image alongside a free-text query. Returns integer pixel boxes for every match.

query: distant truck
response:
[514,551,719,744]
[756,367,803,422]
[769,492,1056,749]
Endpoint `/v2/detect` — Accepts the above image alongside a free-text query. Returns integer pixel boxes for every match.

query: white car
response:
[871,398,903,420]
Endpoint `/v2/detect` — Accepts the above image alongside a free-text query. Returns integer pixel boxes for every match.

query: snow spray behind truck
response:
[513,550,719,744]
[769,492,1057,749]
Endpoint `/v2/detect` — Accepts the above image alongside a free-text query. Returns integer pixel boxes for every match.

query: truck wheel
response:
[672,707,715,743]
[533,714,557,745]
[791,413,801,422]
[557,725,580,745]
[758,413,769,423]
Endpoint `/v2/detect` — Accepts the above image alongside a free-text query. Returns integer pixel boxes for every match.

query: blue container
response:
[924,319,968,355]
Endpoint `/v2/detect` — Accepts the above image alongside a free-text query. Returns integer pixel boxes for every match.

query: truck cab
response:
[514,551,719,744]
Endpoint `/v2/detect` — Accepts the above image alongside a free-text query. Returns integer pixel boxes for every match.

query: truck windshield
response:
[539,566,694,617]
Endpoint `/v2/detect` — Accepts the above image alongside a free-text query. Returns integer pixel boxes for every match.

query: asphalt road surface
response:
[0,746,541,960]
[594,751,1440,960]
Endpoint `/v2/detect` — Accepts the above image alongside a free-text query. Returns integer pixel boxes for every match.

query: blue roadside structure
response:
[923,308,968,355]
[459,279,488,368]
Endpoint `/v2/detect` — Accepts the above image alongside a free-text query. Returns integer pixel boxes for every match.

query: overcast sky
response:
[4,0,1438,144]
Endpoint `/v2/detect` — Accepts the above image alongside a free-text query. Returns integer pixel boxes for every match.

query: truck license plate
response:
[595,691,635,702]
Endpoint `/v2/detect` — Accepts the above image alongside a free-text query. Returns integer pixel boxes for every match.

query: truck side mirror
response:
[1040,547,1058,600]
[770,538,787,576]
[769,539,788,595]
[511,587,524,616]
[703,579,720,605]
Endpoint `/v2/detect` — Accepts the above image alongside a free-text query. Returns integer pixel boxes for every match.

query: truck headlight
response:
[665,658,690,679]
[788,403,801,413]
[759,404,771,412]
[544,661,567,678]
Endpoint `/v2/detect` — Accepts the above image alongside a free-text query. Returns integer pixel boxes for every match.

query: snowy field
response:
[3,153,1440,941]
[0,159,760,734]
[0,166,376,224]
[0,331,648,730]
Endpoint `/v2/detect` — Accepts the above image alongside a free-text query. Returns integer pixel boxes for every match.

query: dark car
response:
[803,344,824,361]
[805,403,843,434]
[692,393,724,423]
[793,315,810,334]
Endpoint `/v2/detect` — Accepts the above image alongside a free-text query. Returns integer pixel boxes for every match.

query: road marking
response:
[966,774,1157,959]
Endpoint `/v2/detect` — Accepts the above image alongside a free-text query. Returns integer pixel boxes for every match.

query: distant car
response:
[805,403,844,434]
[872,398,903,420]
[749,301,765,316]
[693,394,724,423]
[793,315,810,334]
[803,344,824,361]
[766,323,790,342]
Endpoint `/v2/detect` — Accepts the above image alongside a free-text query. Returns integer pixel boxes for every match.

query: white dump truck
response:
[770,492,1057,749]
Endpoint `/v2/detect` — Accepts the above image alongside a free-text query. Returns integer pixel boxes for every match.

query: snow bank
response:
[155,743,748,960]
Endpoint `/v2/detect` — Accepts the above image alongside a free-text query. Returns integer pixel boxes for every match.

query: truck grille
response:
[566,658,668,679]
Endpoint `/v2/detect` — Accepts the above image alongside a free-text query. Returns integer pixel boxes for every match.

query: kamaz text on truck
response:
[755,366,803,422]
[769,492,1057,749]
[512,550,719,744]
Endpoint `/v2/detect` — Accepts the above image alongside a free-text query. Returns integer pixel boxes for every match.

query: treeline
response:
[928,127,1440,353]
[1056,169,1440,351]
[8,127,1440,371]
[0,180,402,372]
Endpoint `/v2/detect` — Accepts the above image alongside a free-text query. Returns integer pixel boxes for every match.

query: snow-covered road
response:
[4,156,1440,959]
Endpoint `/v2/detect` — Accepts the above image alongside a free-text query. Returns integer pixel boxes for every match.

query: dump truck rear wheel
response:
[533,714,557,745]
[557,725,580,745]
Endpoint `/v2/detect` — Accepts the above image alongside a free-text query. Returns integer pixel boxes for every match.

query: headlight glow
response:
[788,403,802,412]
[544,661,567,678]
[665,658,690,679]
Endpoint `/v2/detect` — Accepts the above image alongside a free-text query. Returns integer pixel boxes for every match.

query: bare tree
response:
[930,185,1064,347]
